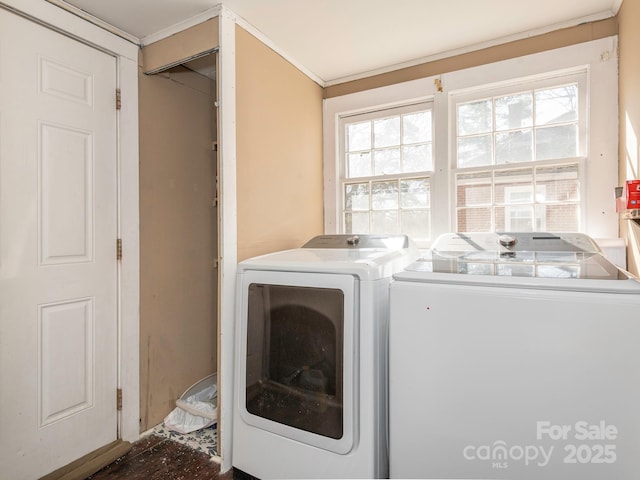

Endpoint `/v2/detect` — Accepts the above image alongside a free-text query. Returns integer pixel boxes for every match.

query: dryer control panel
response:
[303,234,410,250]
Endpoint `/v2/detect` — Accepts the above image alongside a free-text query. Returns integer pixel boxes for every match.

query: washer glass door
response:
[238,270,357,454]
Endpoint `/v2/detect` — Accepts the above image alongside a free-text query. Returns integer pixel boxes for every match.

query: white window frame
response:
[451,72,588,233]
[451,72,587,166]
[504,184,547,231]
[323,36,619,245]
[338,101,434,244]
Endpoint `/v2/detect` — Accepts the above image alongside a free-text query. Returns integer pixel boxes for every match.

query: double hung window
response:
[453,74,586,233]
[340,102,433,244]
[328,38,617,246]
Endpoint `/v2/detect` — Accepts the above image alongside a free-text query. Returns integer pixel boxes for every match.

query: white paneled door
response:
[0,8,118,479]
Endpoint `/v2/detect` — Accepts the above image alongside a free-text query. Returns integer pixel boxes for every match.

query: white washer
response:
[233,234,418,479]
[389,232,640,480]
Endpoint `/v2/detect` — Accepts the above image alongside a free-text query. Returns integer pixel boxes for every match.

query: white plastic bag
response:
[163,379,218,434]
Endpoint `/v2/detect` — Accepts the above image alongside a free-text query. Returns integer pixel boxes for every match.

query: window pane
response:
[456,172,492,207]
[403,111,432,143]
[371,210,399,233]
[401,210,430,241]
[534,204,548,231]
[494,206,506,231]
[374,148,401,175]
[506,205,535,231]
[374,117,400,148]
[347,121,371,151]
[535,124,577,160]
[402,144,432,172]
[494,168,533,205]
[535,84,578,125]
[345,212,370,233]
[495,93,533,130]
[457,100,492,135]
[457,207,492,232]
[344,183,369,211]
[371,181,399,210]
[400,178,430,208]
[457,135,493,168]
[496,129,532,164]
[347,152,371,178]
[539,203,579,231]
[535,164,579,202]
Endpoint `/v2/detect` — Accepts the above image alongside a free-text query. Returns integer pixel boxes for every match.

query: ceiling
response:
[60,0,622,85]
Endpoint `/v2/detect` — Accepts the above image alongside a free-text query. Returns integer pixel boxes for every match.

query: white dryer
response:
[389,232,640,480]
[233,234,418,479]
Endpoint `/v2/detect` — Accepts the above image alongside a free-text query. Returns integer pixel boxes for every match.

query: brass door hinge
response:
[116,388,123,411]
[117,238,122,260]
[116,89,122,110]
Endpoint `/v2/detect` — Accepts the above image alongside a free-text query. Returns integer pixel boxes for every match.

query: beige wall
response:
[138,63,218,430]
[618,0,640,276]
[136,17,325,431]
[235,26,324,261]
[325,17,617,98]
[142,17,219,74]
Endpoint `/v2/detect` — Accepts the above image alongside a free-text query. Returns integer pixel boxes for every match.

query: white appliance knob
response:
[499,234,517,247]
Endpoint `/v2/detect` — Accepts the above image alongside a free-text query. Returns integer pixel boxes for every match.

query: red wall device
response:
[627,180,640,209]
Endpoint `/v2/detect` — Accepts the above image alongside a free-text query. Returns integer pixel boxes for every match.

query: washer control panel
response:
[432,232,601,254]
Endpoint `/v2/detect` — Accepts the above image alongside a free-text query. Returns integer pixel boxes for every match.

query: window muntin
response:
[455,162,581,233]
[325,40,616,245]
[344,177,431,241]
[345,106,433,178]
[340,102,433,243]
[456,83,580,168]
[453,74,585,234]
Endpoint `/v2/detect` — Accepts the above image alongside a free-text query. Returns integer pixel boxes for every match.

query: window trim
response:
[450,71,588,168]
[449,71,588,233]
[323,37,619,245]
[339,100,434,180]
[451,157,586,233]
[338,101,434,244]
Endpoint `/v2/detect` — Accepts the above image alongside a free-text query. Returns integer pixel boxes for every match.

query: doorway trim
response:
[0,0,141,442]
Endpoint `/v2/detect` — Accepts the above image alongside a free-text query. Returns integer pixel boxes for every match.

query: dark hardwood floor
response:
[87,434,232,480]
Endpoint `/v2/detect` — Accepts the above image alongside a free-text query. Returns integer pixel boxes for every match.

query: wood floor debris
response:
[87,434,232,480]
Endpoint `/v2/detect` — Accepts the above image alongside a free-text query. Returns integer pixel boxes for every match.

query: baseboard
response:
[39,439,132,480]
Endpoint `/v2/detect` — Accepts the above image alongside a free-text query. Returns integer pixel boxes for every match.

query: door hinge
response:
[116,388,123,411]
[117,238,122,260]
[116,89,122,110]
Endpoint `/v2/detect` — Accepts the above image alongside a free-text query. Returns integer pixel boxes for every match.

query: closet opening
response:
[139,50,220,455]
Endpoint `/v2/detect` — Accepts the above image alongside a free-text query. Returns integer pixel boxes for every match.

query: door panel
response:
[0,8,118,479]
[40,122,94,264]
